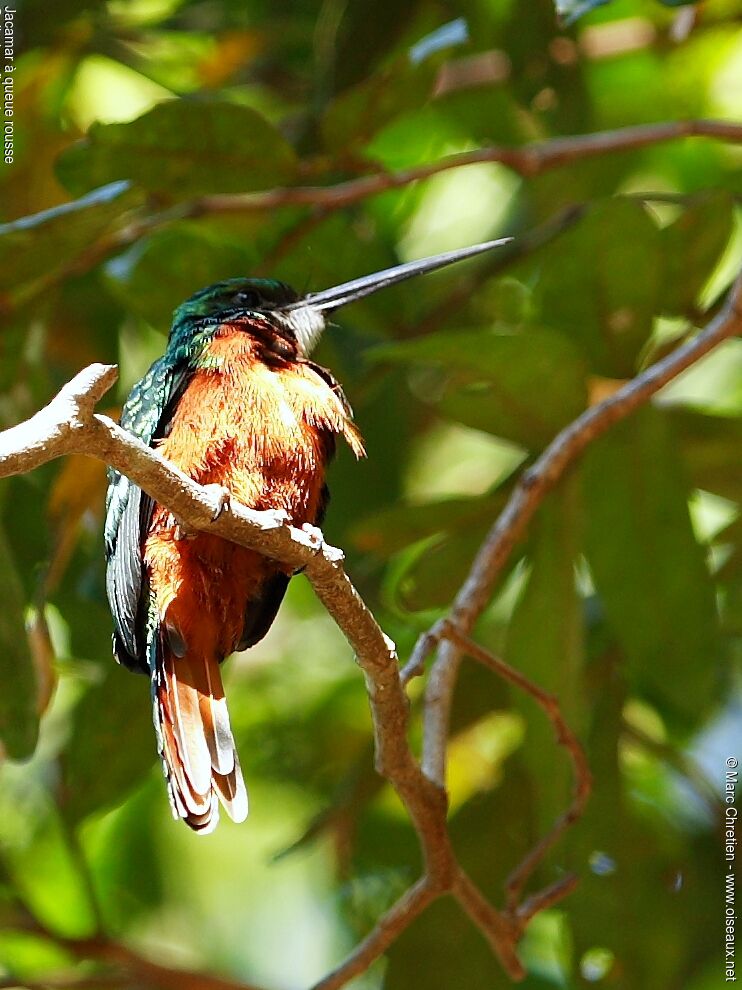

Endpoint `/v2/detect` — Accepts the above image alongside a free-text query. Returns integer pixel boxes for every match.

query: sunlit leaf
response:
[659,192,735,316]
[0,784,97,938]
[0,930,75,981]
[85,783,165,929]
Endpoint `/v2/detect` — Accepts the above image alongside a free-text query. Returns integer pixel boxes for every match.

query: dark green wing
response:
[104,355,189,674]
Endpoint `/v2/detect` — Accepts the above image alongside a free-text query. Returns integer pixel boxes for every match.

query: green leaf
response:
[321,56,438,155]
[583,407,720,723]
[374,328,588,449]
[659,192,734,316]
[61,666,156,825]
[534,199,662,377]
[505,476,585,830]
[103,222,264,329]
[0,181,141,294]
[0,780,96,938]
[56,101,298,198]
[0,521,39,760]
[352,489,509,556]
[85,783,165,929]
[670,407,742,503]
[386,525,497,613]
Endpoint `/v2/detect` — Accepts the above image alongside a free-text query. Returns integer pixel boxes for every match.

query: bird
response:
[104,237,510,833]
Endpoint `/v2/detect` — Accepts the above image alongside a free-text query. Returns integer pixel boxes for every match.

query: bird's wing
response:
[105,355,189,673]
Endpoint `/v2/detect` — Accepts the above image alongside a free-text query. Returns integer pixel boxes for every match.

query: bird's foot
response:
[203,484,231,521]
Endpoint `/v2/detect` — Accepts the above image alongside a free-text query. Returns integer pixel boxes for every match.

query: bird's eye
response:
[232,289,261,308]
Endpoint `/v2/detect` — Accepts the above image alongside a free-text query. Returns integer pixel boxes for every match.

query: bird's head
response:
[171,237,512,358]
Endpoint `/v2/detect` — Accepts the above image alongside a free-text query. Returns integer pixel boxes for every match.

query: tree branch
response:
[419,270,742,788]
[71,936,264,990]
[194,119,742,213]
[7,912,264,990]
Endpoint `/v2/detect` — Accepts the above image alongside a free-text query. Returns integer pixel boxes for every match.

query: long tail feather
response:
[148,605,248,832]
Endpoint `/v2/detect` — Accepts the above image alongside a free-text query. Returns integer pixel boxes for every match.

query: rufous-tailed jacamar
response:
[104,238,509,833]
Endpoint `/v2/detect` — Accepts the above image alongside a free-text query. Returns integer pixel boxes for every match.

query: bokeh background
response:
[1,0,741,987]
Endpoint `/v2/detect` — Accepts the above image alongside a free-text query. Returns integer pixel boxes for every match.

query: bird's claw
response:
[292,522,325,574]
[170,512,196,541]
[203,484,231,521]
[301,522,324,553]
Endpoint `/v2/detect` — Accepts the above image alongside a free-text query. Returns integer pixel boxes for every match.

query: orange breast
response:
[143,328,338,658]
[159,330,332,517]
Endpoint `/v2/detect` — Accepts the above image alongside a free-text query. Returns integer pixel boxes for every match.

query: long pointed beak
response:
[285,237,512,313]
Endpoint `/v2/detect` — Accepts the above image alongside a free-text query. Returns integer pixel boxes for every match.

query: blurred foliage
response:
[555,0,697,26]
[0,0,740,988]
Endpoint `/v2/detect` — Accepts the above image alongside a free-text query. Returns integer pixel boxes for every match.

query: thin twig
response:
[309,878,438,990]
[444,628,591,909]
[516,874,580,923]
[401,618,449,685]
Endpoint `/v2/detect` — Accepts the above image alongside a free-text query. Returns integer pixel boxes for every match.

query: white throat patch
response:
[279,305,326,356]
